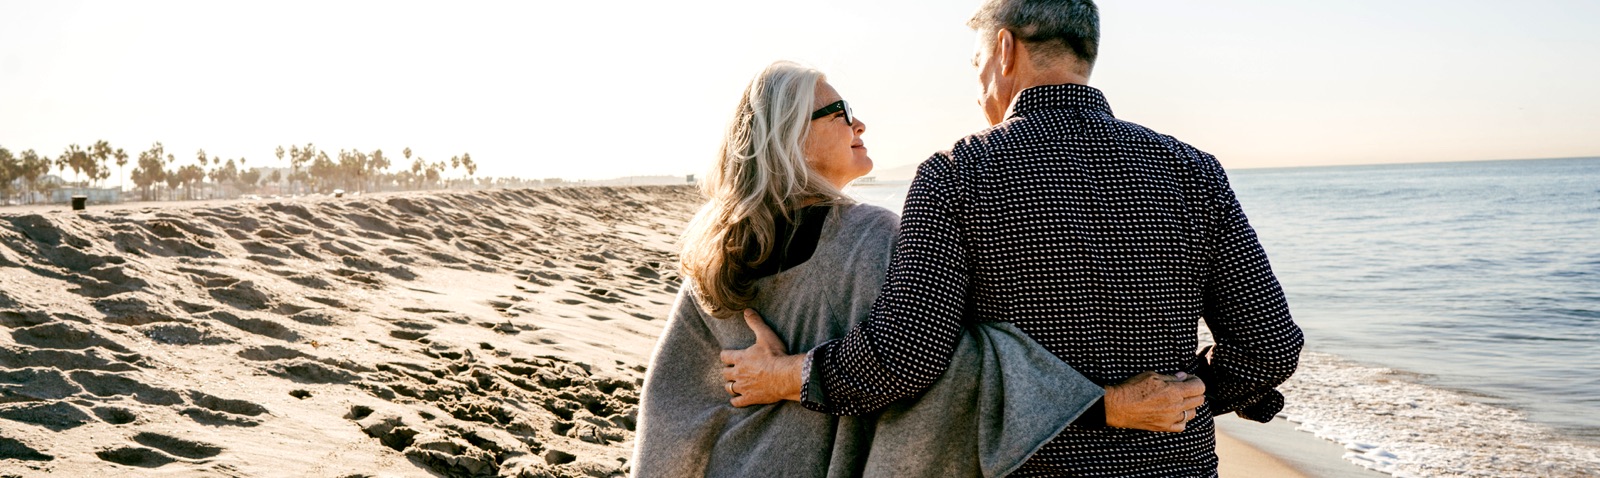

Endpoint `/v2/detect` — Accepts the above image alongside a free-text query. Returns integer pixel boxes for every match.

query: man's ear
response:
[997,28,1018,76]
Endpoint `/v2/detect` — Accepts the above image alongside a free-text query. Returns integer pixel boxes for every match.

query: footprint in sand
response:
[304,296,349,309]
[92,406,138,425]
[400,307,451,314]
[95,446,178,467]
[131,431,224,459]
[148,215,219,239]
[180,390,268,427]
[288,309,343,327]
[0,345,140,373]
[10,322,132,353]
[172,300,215,314]
[240,240,295,259]
[6,214,72,247]
[69,370,183,405]
[0,401,94,430]
[389,329,428,341]
[237,345,311,362]
[0,309,51,328]
[0,435,53,462]
[423,250,467,265]
[331,267,385,286]
[94,295,183,327]
[488,295,530,318]
[266,359,359,385]
[0,368,81,402]
[284,242,322,261]
[263,268,334,289]
[386,319,435,341]
[398,307,473,326]
[204,280,275,311]
[209,311,301,342]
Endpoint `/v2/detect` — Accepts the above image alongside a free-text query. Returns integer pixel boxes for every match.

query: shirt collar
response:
[1005,83,1113,119]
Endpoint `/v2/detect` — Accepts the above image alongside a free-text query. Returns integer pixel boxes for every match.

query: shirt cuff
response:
[1070,397,1107,428]
[799,344,833,413]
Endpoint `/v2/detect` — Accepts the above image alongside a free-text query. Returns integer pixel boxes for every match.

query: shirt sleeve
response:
[800,153,971,416]
[1194,153,1305,422]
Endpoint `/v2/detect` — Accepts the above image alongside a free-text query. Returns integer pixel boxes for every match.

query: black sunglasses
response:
[810,100,854,126]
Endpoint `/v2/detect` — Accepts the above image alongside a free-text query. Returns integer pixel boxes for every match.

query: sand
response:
[0,186,1328,477]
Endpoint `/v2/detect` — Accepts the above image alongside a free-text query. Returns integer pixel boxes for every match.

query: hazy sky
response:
[2,0,1597,182]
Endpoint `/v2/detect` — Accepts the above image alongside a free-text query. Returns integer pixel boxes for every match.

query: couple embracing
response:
[630,0,1303,476]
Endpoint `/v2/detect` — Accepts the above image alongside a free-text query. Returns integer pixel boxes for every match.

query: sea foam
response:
[1276,351,1600,477]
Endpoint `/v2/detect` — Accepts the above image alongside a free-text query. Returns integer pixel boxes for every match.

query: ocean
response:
[846,156,1600,475]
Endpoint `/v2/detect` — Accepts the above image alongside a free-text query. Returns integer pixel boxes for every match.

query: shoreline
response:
[1216,427,1306,477]
[1217,416,1388,478]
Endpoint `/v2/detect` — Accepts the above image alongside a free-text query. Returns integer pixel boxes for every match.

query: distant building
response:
[51,187,122,204]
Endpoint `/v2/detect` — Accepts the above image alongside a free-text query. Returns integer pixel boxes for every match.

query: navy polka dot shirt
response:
[801,84,1303,476]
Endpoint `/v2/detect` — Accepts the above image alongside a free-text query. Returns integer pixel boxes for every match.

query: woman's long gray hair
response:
[679,61,851,317]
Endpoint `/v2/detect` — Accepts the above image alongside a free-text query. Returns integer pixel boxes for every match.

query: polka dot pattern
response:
[801,84,1303,476]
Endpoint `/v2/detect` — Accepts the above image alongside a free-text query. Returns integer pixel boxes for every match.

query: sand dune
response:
[0,187,699,477]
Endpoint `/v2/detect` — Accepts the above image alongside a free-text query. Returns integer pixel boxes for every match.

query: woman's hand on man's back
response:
[1104,371,1207,432]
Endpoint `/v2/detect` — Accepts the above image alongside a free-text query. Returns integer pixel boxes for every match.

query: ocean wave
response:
[1278,351,1600,477]
[1199,323,1600,477]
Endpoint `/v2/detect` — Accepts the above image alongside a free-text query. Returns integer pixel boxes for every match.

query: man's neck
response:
[1014,65,1090,92]
[1004,67,1092,118]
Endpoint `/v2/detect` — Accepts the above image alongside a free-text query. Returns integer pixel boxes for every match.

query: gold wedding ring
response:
[726,381,735,395]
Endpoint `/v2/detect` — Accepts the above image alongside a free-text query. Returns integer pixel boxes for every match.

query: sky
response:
[1,0,1597,182]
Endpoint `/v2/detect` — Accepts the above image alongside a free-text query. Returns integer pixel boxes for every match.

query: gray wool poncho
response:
[631,203,1103,478]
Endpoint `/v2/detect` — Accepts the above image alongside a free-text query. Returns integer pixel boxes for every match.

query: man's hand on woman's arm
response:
[719,309,804,407]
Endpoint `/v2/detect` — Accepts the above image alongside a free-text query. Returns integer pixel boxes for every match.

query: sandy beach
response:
[1,186,1338,477]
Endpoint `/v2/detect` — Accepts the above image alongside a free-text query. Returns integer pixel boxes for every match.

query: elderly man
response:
[722,0,1303,475]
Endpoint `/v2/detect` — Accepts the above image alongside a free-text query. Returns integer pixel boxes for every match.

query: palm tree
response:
[218,159,239,198]
[194,149,207,197]
[239,167,262,194]
[20,149,49,204]
[410,156,425,190]
[449,155,465,189]
[427,160,444,189]
[209,155,221,198]
[368,149,388,192]
[0,146,15,204]
[309,151,334,193]
[275,145,288,194]
[460,152,477,189]
[90,140,113,188]
[164,153,181,201]
[114,148,129,192]
[288,143,316,195]
[58,144,88,186]
[131,143,166,201]
[179,164,204,200]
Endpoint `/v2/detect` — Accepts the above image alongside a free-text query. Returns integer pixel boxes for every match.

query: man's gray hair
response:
[968,0,1099,65]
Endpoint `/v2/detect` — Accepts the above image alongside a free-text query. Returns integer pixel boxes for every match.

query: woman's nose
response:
[854,117,867,134]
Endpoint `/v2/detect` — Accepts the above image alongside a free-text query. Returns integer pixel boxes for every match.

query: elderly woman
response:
[629,61,1102,477]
